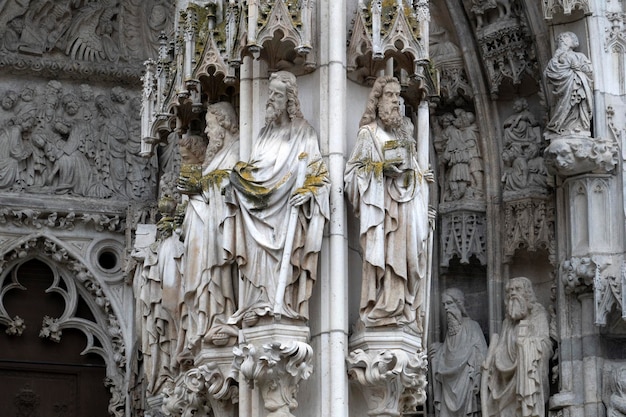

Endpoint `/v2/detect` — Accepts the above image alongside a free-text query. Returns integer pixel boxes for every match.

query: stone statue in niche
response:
[482,277,552,417]
[344,76,432,333]
[437,109,484,202]
[606,367,626,417]
[430,288,487,417]
[544,31,593,137]
[501,98,548,192]
[224,71,330,327]
[135,192,185,395]
[177,102,240,356]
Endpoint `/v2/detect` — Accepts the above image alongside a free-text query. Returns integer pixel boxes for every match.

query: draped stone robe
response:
[225,118,329,324]
[180,139,240,349]
[344,121,429,332]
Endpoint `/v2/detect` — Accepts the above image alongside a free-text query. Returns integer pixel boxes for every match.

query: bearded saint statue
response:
[482,277,553,417]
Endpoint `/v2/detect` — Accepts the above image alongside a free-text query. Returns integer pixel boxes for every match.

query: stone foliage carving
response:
[504,198,555,261]
[561,256,625,325]
[544,32,593,138]
[224,71,329,326]
[344,76,432,333]
[501,99,549,195]
[482,277,552,417]
[430,288,487,417]
[0,80,156,200]
[233,341,313,417]
[434,109,484,202]
[347,347,428,416]
[162,361,239,417]
[0,0,173,82]
[440,211,487,266]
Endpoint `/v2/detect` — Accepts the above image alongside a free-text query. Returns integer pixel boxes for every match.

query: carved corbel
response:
[346,348,428,416]
[543,137,620,177]
[162,362,238,417]
[233,341,313,417]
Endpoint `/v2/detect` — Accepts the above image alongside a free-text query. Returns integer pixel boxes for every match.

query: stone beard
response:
[431,289,487,417]
[224,71,330,326]
[482,277,552,417]
[378,98,403,130]
[344,76,430,333]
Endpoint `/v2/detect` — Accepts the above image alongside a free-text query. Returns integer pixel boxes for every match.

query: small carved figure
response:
[431,288,487,417]
[46,93,94,195]
[344,76,431,333]
[225,71,330,326]
[439,109,483,201]
[0,112,35,189]
[177,102,240,354]
[482,277,552,417]
[501,99,547,191]
[457,110,484,198]
[544,32,593,136]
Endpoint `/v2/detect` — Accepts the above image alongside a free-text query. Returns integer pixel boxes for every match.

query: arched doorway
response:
[0,258,111,416]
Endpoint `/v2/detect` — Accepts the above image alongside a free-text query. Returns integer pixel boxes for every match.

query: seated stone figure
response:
[482,277,552,417]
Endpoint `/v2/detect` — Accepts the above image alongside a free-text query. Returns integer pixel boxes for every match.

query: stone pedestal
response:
[234,323,313,417]
[347,330,428,417]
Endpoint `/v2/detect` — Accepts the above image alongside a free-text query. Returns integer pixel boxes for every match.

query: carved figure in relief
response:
[95,94,129,197]
[177,102,240,354]
[440,113,472,201]
[225,71,330,326]
[0,112,35,189]
[431,288,487,417]
[607,367,626,417]
[344,76,431,333]
[457,110,484,198]
[544,32,593,136]
[482,277,552,417]
[45,93,94,195]
[501,99,547,191]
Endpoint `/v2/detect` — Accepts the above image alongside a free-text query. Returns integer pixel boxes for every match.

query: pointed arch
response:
[0,233,127,417]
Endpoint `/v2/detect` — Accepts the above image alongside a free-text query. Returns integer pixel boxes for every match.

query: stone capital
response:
[347,331,428,417]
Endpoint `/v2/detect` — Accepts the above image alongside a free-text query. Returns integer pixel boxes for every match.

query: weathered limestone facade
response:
[0,1,624,417]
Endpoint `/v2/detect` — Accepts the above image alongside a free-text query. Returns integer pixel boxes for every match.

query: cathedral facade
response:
[0,1,624,417]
